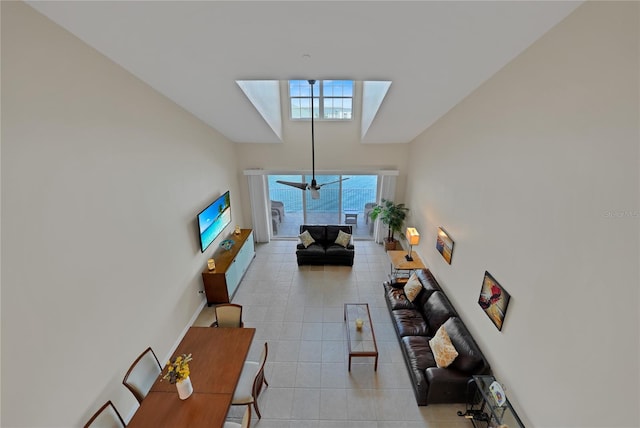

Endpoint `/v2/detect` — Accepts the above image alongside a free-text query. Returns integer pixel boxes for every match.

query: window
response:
[289,80,353,120]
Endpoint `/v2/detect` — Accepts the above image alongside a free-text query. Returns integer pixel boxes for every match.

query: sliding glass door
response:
[268,174,378,239]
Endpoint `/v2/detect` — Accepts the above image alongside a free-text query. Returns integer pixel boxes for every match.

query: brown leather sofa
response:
[296,225,354,266]
[383,269,490,405]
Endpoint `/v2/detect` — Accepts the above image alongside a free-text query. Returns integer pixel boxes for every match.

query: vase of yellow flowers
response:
[162,353,193,400]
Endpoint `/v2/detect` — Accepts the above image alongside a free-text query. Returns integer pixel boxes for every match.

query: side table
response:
[457,375,524,427]
[386,250,426,280]
[344,211,358,226]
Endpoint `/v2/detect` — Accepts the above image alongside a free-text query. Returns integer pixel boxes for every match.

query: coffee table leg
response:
[374,355,378,371]
[348,355,352,371]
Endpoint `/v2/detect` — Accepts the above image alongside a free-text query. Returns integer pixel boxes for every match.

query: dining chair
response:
[84,400,126,428]
[211,303,244,328]
[231,342,269,419]
[223,406,251,428]
[122,347,162,404]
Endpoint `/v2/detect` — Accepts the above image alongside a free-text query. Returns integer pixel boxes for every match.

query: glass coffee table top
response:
[344,303,378,371]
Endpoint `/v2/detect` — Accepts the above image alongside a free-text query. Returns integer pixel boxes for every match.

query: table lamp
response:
[405,227,420,261]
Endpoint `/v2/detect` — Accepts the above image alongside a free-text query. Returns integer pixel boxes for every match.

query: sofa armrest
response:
[383,280,405,289]
[424,367,471,404]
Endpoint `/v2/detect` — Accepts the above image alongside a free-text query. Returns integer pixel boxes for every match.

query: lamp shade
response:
[406,227,420,246]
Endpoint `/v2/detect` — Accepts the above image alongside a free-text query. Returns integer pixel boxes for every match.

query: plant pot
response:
[176,376,193,400]
[384,239,397,251]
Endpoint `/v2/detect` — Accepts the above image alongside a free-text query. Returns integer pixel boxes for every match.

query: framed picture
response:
[478,271,511,331]
[436,227,454,264]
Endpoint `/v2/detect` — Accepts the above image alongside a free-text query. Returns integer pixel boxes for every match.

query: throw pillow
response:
[403,272,423,302]
[298,230,316,248]
[334,230,352,247]
[429,324,459,368]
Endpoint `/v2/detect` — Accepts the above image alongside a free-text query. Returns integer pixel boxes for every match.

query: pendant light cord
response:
[309,79,316,185]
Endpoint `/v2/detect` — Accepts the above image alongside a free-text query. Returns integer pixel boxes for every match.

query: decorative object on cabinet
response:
[405,227,420,261]
[202,229,255,306]
[478,271,511,331]
[220,239,235,251]
[436,227,454,264]
[234,225,241,235]
[207,258,216,271]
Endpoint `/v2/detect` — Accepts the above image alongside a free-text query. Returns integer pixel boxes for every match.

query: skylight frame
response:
[289,80,354,121]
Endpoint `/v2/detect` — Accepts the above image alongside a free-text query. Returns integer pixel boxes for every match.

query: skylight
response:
[289,80,353,120]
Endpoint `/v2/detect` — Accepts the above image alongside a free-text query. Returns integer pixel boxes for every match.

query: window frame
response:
[289,80,353,121]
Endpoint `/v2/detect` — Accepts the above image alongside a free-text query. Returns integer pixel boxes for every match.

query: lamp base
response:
[405,255,414,261]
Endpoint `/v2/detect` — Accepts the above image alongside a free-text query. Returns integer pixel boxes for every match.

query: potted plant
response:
[369,199,409,250]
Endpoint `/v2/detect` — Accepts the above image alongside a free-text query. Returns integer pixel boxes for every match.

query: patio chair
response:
[271,200,284,220]
[364,202,376,224]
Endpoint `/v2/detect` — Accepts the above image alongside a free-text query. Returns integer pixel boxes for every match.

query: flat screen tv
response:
[197,191,231,252]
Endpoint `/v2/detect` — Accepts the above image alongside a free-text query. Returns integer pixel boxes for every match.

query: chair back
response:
[84,400,125,428]
[122,347,162,403]
[253,342,268,398]
[214,304,243,328]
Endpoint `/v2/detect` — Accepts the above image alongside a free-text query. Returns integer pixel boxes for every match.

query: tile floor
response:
[194,239,469,427]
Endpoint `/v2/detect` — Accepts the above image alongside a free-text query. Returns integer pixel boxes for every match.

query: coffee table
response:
[344,303,378,371]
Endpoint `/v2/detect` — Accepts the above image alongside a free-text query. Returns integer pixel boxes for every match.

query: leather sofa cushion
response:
[444,317,486,374]
[391,309,429,337]
[401,335,436,370]
[416,269,442,293]
[325,244,353,255]
[422,291,458,334]
[384,282,416,310]
[300,225,327,242]
[296,243,326,256]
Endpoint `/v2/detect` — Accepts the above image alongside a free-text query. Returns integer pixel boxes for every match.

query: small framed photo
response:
[478,271,511,331]
[436,227,454,264]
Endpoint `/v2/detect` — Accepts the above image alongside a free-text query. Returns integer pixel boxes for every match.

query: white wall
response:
[406,2,639,427]
[1,2,242,426]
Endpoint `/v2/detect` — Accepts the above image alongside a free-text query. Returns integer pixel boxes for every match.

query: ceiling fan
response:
[276,80,349,200]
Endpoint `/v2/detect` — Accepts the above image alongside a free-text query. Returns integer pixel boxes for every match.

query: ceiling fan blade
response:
[276,180,308,191]
[318,177,351,187]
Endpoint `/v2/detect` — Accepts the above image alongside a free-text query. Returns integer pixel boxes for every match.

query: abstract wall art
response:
[478,271,511,331]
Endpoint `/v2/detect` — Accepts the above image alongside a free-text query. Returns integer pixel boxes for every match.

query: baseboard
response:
[162,297,207,364]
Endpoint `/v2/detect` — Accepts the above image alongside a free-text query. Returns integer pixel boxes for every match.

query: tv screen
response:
[197,191,231,252]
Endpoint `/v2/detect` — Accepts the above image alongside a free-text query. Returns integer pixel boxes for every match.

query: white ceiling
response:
[27,1,582,144]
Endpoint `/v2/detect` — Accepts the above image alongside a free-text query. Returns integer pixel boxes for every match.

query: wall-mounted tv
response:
[197,191,231,253]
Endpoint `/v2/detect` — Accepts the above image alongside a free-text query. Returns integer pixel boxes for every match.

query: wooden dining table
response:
[128,326,256,428]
